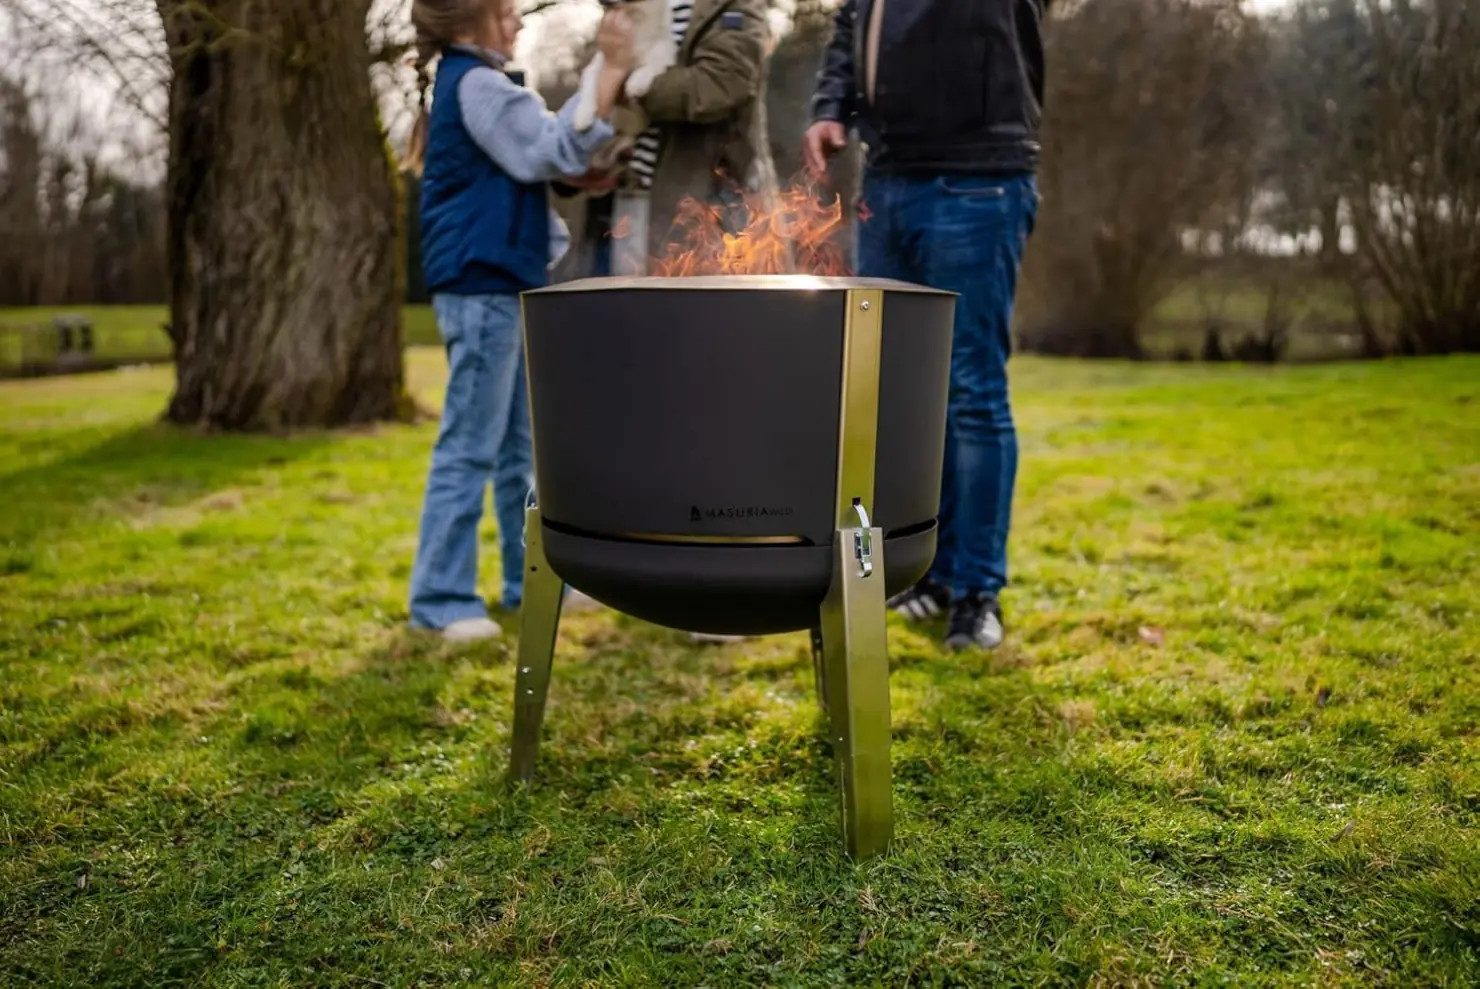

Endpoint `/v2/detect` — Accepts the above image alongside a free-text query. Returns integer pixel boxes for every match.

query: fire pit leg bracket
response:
[819,524,892,861]
[509,506,565,785]
[818,287,893,860]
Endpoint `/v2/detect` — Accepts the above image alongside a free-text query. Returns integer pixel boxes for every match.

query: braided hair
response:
[403,0,503,175]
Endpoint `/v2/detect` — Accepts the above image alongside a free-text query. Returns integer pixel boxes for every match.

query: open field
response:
[0,276,1370,376]
[0,307,442,375]
[2,352,1477,985]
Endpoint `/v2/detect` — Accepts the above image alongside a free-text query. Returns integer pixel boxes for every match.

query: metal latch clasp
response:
[851,500,874,579]
[522,487,538,548]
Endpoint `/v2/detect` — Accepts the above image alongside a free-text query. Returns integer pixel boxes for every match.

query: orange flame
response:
[638,178,853,277]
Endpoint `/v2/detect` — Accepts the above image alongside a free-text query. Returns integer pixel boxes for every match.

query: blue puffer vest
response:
[420,49,550,296]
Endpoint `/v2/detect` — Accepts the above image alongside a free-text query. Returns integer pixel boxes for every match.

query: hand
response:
[566,168,619,194]
[803,120,848,181]
[596,9,637,73]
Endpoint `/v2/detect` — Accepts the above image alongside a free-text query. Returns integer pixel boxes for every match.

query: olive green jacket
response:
[561,0,779,266]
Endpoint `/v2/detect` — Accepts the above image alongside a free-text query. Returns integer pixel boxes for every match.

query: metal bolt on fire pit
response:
[506,276,956,860]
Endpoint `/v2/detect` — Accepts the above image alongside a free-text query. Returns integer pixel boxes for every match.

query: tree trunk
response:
[0,81,45,307]
[158,0,404,431]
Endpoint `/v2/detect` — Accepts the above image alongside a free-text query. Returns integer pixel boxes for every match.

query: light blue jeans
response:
[855,172,1038,598]
[409,293,533,628]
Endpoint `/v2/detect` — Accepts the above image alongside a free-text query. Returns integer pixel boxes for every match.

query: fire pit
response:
[508,275,956,858]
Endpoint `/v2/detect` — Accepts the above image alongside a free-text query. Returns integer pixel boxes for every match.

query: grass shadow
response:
[0,423,330,552]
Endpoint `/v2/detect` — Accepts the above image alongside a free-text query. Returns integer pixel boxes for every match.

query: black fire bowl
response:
[522,275,956,636]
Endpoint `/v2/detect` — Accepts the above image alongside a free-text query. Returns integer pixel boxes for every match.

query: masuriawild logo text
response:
[689,505,795,522]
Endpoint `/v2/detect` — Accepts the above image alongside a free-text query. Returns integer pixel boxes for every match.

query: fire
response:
[642,178,853,277]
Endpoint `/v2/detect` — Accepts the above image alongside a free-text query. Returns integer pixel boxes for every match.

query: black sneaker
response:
[887,579,951,621]
[945,593,1005,651]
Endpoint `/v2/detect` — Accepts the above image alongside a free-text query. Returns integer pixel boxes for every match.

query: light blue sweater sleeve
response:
[457,68,614,183]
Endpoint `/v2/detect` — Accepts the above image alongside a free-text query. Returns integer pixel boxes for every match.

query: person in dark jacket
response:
[804,0,1047,652]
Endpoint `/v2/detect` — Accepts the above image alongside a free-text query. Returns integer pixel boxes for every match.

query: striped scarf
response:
[626,0,692,190]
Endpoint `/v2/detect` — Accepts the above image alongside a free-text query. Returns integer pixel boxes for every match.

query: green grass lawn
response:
[2,352,1478,986]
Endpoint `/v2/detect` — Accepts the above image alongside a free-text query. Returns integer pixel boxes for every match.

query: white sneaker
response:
[443,617,503,642]
[690,633,749,644]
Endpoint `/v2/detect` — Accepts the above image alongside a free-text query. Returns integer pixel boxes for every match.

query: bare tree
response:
[1017,0,1270,358]
[1328,0,1480,354]
[1264,3,1359,266]
[0,27,168,311]
[0,78,47,306]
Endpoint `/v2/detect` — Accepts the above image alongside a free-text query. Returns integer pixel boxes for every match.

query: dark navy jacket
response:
[812,0,1049,175]
[420,49,551,295]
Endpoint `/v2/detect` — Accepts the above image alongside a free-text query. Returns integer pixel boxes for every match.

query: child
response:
[406,0,635,641]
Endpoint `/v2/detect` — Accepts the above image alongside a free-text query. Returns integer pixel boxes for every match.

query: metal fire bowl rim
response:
[525,275,957,297]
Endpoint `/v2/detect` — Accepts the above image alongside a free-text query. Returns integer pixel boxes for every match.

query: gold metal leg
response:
[509,507,565,785]
[819,524,892,860]
[810,627,828,716]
